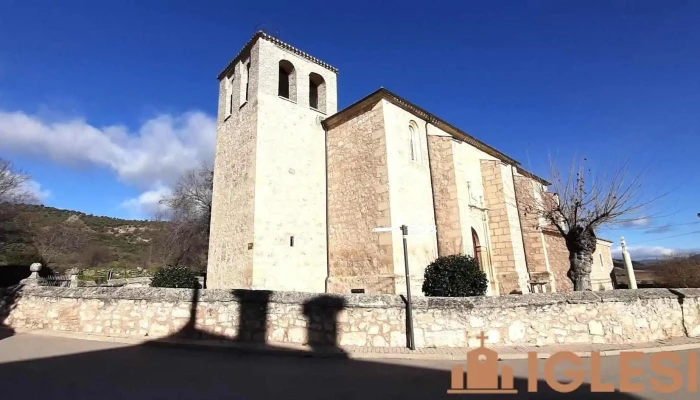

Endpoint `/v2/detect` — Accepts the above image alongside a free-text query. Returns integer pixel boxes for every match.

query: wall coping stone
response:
[670,288,700,299]
[595,288,680,302]
[100,277,153,287]
[1,286,687,310]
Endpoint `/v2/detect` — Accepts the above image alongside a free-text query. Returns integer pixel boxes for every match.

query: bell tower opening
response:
[278,60,296,101]
[309,72,326,112]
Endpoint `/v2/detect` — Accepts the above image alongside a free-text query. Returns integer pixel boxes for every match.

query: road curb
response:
[6,329,700,361]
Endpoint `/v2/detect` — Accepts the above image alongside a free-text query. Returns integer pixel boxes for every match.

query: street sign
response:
[372,225,436,235]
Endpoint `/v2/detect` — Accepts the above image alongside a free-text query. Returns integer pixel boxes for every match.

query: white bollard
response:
[621,237,638,289]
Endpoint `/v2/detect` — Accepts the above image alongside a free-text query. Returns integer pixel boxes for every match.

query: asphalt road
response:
[0,333,698,400]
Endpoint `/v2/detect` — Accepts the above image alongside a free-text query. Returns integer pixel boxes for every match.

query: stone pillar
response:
[480,161,524,294]
[67,268,80,288]
[513,175,553,292]
[427,136,464,256]
[20,263,42,287]
[621,237,638,290]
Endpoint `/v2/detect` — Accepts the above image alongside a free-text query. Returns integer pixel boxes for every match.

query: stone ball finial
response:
[30,263,42,273]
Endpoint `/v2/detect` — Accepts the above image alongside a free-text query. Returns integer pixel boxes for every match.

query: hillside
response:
[0,204,168,271]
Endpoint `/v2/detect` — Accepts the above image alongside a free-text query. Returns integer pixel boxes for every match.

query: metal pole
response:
[401,225,416,350]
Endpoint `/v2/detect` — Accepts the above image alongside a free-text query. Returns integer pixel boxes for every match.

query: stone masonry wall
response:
[591,240,615,291]
[207,43,260,289]
[544,230,574,292]
[381,101,438,296]
[480,160,520,294]
[680,290,700,337]
[427,136,463,257]
[3,287,699,348]
[247,39,334,292]
[326,101,395,294]
[513,175,548,277]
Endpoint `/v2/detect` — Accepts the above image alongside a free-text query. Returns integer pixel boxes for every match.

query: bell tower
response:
[207,32,338,291]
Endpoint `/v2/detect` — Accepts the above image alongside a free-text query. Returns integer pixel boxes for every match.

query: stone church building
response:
[207,32,614,295]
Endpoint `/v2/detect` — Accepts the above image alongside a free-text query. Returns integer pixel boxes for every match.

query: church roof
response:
[217,31,338,80]
[323,88,551,186]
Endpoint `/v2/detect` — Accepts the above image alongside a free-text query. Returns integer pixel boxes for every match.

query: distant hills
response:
[613,254,700,271]
[0,204,168,271]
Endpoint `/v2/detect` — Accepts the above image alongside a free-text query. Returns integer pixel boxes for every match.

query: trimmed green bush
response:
[422,255,488,297]
[150,265,199,289]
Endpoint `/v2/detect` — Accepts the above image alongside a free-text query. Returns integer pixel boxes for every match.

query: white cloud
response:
[619,218,651,228]
[120,185,172,218]
[0,109,216,215]
[611,245,677,260]
[22,179,51,202]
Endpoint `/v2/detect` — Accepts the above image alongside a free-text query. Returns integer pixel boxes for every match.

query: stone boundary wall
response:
[1,287,699,348]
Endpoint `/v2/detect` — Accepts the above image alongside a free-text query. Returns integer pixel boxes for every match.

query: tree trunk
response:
[565,226,597,291]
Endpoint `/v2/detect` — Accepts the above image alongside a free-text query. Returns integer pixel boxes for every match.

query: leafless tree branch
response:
[158,163,213,272]
[0,159,37,205]
[520,157,658,291]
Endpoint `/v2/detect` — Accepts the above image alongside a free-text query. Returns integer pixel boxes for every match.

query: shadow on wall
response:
[0,286,646,400]
[162,285,348,356]
[0,265,55,288]
[0,285,21,340]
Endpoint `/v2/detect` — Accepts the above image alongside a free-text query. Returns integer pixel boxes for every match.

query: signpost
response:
[372,224,436,350]
[400,225,416,350]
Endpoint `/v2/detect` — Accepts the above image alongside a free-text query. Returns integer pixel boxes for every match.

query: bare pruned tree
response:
[526,159,653,291]
[655,253,700,288]
[159,163,213,272]
[80,245,112,268]
[29,218,87,267]
[1,159,38,252]
[0,159,37,205]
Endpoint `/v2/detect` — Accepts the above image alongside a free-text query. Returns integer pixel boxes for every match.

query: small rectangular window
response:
[245,62,251,102]
[290,236,294,247]
[225,76,234,116]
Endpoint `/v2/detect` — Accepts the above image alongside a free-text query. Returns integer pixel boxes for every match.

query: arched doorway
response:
[471,228,483,270]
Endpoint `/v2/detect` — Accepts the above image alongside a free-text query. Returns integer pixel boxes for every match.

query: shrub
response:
[422,255,488,297]
[150,265,199,289]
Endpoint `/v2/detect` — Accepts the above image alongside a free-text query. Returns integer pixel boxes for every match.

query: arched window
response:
[309,72,326,112]
[278,60,297,101]
[471,228,483,270]
[408,121,421,163]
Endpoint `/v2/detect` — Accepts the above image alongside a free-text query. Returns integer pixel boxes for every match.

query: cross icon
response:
[476,331,489,347]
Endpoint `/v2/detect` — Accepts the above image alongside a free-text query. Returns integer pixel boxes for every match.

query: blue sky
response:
[0,0,698,259]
